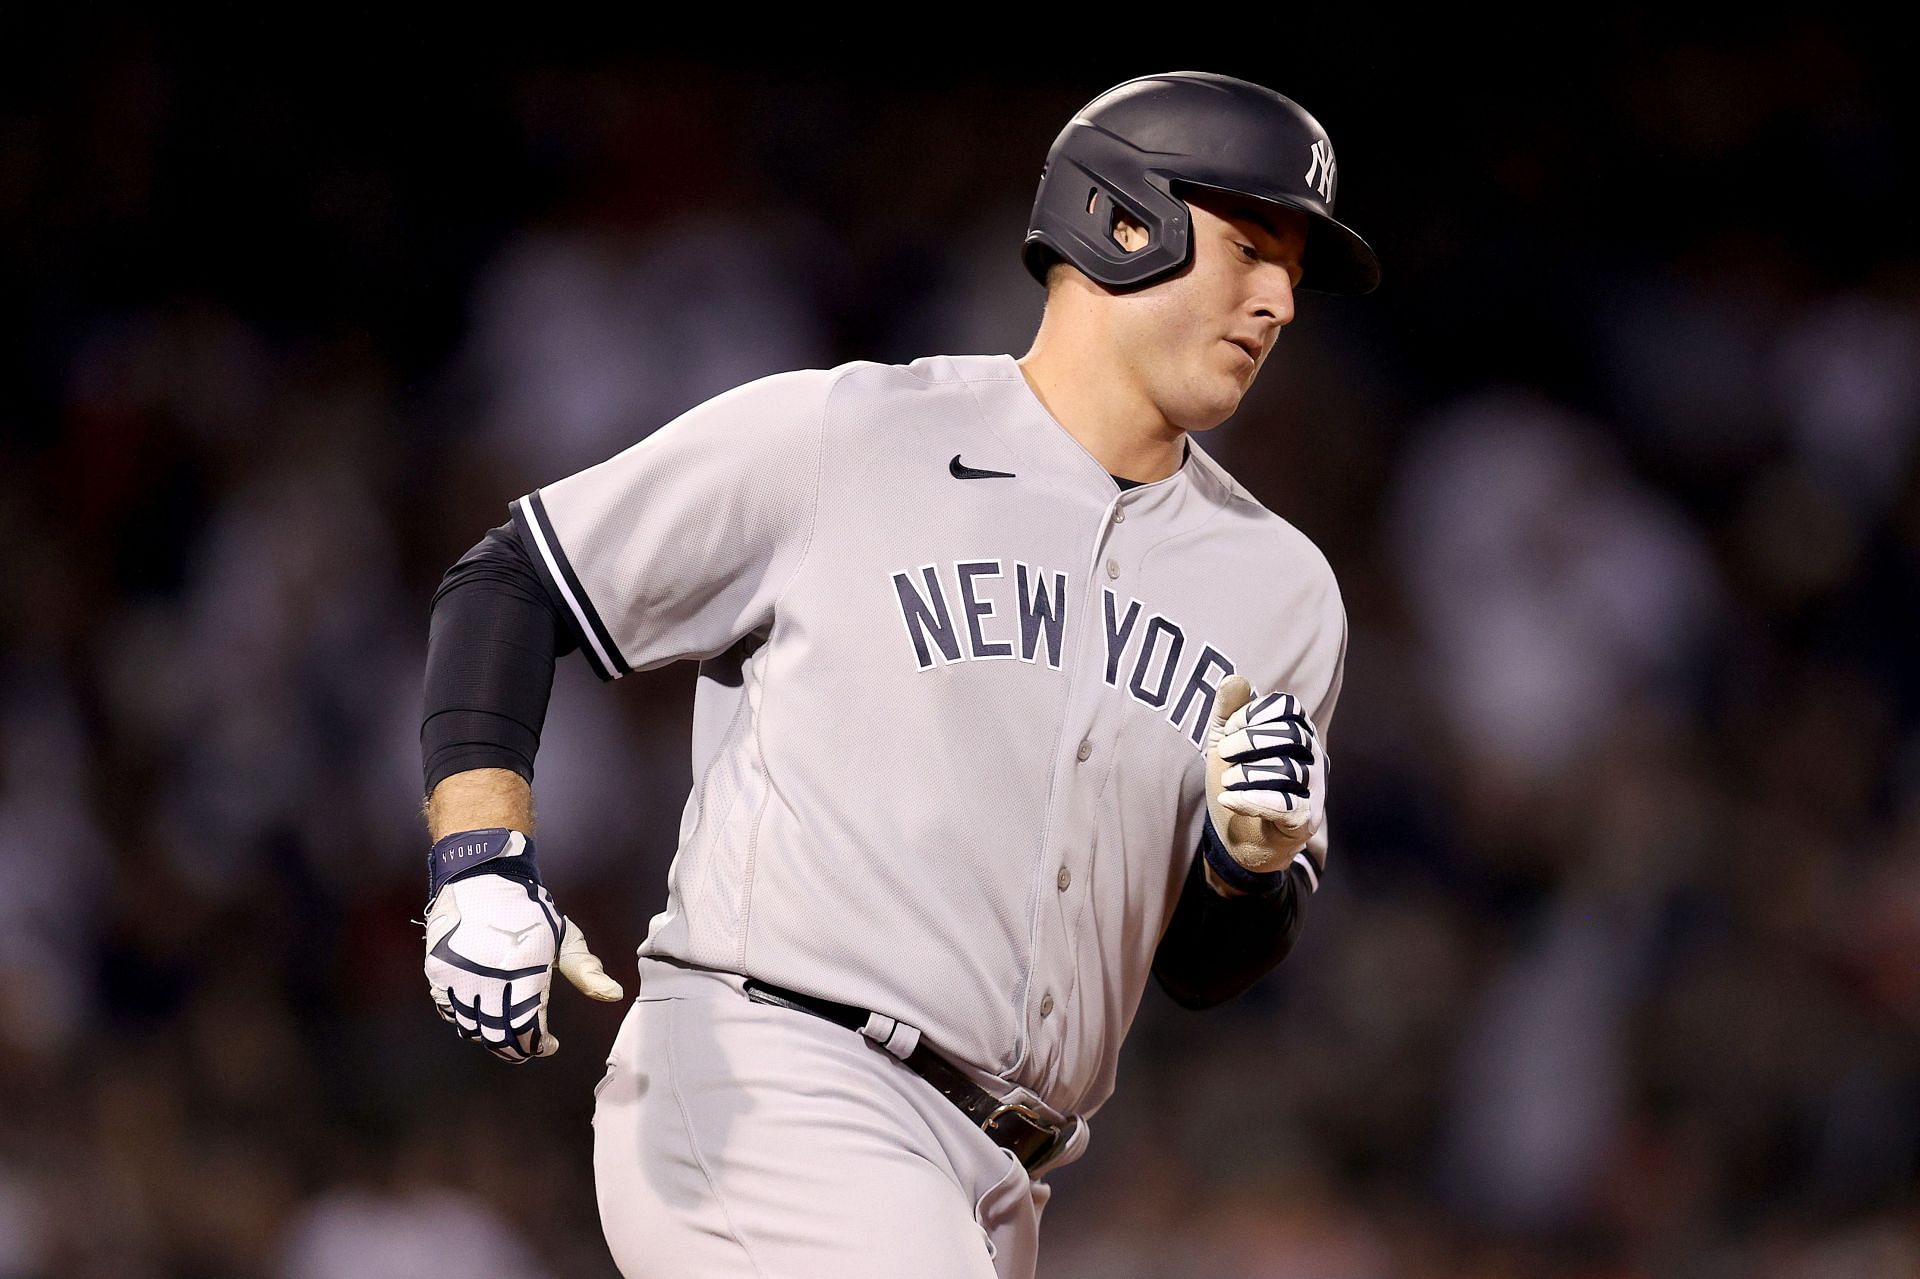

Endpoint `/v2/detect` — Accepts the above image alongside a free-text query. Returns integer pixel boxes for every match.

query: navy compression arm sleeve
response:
[1150,844,1310,1010]
[420,521,579,793]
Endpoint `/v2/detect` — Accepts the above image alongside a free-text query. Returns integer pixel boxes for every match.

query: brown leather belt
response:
[742,978,1071,1173]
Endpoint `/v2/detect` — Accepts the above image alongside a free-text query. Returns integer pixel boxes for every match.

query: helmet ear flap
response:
[1022,126,1193,291]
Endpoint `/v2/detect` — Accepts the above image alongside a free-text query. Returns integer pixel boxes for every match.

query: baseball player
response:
[419,71,1377,1278]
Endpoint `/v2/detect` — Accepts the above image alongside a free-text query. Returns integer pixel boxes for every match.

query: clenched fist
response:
[1203,675,1326,884]
[422,830,623,1062]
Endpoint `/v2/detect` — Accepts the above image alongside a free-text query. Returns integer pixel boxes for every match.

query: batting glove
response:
[422,829,623,1063]
[1204,674,1326,887]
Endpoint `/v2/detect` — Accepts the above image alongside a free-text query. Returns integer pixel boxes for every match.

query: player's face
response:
[1113,196,1307,431]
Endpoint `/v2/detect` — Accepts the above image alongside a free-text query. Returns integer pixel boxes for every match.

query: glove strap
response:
[1200,814,1293,899]
[426,827,542,907]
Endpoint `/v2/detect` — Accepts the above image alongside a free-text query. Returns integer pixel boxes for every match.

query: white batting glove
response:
[1204,674,1326,882]
[422,831,623,1063]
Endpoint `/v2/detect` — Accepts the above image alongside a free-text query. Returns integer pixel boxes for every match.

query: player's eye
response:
[1236,242,1260,263]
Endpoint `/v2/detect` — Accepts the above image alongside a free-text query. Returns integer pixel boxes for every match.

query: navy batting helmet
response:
[1023,72,1380,295]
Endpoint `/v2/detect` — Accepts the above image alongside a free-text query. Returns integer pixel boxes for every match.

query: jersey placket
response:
[1018,485,1144,1094]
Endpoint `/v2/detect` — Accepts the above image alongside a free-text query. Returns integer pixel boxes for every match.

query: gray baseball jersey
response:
[513,352,1346,1119]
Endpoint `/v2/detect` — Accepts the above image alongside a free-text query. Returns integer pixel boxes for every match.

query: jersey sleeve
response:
[511,367,838,679]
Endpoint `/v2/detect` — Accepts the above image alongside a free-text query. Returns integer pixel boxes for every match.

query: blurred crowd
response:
[3,20,1917,1279]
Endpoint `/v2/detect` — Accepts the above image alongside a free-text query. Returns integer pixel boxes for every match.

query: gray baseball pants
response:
[592,956,1071,1278]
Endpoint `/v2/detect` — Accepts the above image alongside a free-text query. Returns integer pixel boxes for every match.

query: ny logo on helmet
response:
[1304,139,1336,202]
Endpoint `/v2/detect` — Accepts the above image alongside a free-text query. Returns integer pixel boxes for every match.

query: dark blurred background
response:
[4,13,1918,1278]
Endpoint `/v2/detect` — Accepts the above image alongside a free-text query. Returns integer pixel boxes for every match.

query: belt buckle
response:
[982,1101,1066,1172]
[983,1100,1050,1131]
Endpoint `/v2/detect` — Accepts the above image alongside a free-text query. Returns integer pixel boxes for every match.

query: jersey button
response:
[1076,739,1092,761]
[1039,994,1054,1018]
[1112,507,1126,524]
[1106,558,1120,579]
[1057,865,1071,891]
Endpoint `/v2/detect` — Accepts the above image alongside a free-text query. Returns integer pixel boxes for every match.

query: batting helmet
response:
[1023,72,1380,295]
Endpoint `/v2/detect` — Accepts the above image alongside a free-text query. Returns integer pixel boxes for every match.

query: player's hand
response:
[423,861,623,1063]
[1204,674,1325,877]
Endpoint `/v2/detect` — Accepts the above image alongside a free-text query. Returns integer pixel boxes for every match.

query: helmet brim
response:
[1174,180,1381,296]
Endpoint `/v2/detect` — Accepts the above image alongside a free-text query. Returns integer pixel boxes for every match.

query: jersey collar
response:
[956,354,1218,512]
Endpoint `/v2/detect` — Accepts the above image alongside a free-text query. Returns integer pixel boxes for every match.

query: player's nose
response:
[1249,270,1296,333]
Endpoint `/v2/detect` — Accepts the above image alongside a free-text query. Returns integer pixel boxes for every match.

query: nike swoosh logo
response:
[488,923,543,946]
[950,454,1016,480]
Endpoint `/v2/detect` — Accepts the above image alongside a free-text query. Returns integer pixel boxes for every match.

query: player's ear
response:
[1092,186,1151,254]
[1110,211,1150,254]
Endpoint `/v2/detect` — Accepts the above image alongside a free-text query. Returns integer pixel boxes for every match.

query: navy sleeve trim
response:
[511,492,631,681]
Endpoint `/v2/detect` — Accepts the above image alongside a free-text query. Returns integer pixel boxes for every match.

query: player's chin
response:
[1171,375,1247,431]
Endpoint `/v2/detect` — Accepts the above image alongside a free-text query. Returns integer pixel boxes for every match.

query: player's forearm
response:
[426,767,535,839]
[1151,849,1309,1010]
[421,519,579,808]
